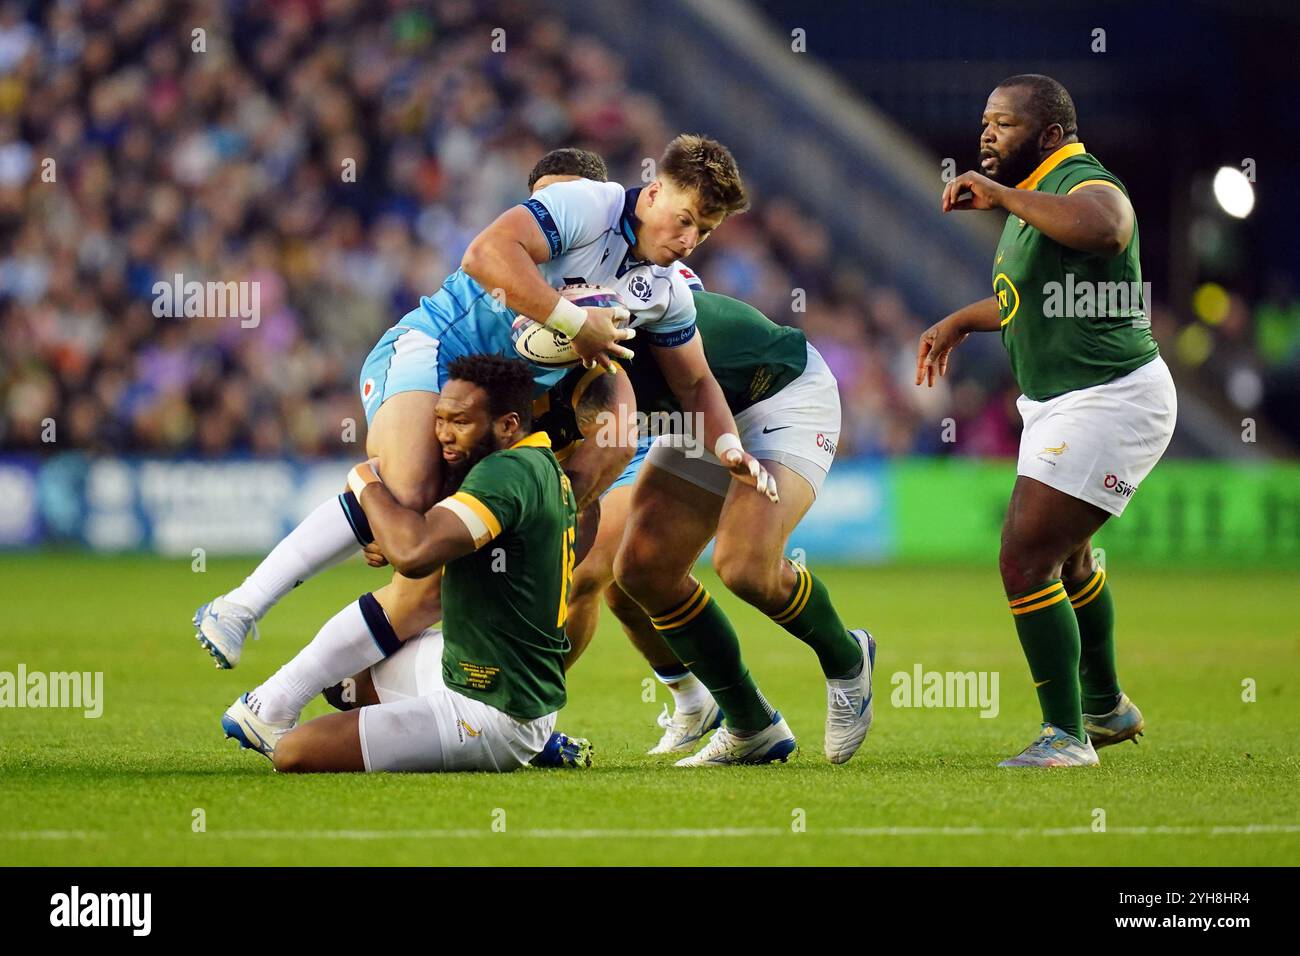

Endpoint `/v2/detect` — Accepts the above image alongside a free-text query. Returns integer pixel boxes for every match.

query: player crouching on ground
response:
[224,355,580,773]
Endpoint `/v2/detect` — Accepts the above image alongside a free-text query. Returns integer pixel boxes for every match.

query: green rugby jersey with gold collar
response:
[441,431,577,720]
[993,142,1158,401]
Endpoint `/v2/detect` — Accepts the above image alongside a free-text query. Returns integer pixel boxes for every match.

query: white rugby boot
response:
[193,597,259,669]
[221,692,295,760]
[674,712,797,767]
[998,723,1100,767]
[1084,693,1145,748]
[824,629,876,764]
[648,699,724,755]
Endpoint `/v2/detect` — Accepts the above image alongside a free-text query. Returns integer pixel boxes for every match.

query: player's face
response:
[635,180,724,266]
[979,87,1046,187]
[434,381,501,489]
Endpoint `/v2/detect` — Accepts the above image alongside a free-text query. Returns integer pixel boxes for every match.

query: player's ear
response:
[495,411,521,443]
[1040,123,1065,152]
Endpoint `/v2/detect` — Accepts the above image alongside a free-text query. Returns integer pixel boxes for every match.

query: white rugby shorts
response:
[1016,355,1177,516]
[645,343,841,498]
[358,628,555,772]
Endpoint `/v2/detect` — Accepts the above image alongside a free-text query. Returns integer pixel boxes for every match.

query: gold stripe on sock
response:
[776,570,813,625]
[651,584,707,629]
[772,569,812,625]
[1009,581,1065,607]
[1066,569,1104,601]
[1010,590,1070,616]
[650,582,703,623]
[773,564,808,618]
[653,590,712,630]
[1070,569,1108,609]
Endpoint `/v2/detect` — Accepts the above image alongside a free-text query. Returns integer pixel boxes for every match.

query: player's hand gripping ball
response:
[512,284,628,367]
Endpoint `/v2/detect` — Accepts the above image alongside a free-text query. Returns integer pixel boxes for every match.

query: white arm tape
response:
[436,498,492,549]
[714,432,743,459]
[348,463,376,499]
[544,295,588,339]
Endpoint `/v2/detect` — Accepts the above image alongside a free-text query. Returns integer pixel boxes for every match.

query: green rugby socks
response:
[1008,580,1084,741]
[1069,568,1122,714]
[651,581,774,733]
[771,561,863,678]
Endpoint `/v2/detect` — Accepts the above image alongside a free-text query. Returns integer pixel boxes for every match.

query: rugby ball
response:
[512,284,626,367]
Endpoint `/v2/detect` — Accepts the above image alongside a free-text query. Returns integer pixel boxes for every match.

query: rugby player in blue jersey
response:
[205,139,778,757]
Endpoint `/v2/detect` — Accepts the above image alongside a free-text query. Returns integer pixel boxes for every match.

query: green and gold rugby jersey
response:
[534,291,809,455]
[993,142,1158,400]
[441,432,577,720]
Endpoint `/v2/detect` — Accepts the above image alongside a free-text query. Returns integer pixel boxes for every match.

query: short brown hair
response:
[659,134,749,218]
[527,148,609,191]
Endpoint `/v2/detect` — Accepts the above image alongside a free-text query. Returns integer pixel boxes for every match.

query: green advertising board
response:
[891,458,1300,567]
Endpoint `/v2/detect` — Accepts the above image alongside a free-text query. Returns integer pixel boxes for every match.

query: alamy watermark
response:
[891,664,999,718]
[152,273,260,328]
[1042,276,1151,327]
[594,407,707,458]
[49,886,150,936]
[0,665,103,718]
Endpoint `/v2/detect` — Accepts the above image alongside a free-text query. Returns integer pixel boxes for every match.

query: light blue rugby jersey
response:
[392,179,705,395]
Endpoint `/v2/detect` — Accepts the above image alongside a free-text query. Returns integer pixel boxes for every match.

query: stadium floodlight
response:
[1212,166,1255,219]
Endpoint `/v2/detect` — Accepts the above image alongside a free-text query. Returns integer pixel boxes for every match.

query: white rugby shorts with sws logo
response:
[1016,354,1177,517]
[645,343,841,498]
[357,628,555,772]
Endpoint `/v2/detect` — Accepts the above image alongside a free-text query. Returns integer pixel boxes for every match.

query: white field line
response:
[4,824,1300,841]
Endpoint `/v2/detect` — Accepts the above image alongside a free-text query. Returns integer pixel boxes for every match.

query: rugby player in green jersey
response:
[202,134,772,750]
[229,355,581,773]
[916,74,1176,767]
[541,291,875,766]
[216,151,636,769]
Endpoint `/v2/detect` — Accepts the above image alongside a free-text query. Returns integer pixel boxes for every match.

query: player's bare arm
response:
[348,461,477,578]
[915,295,1000,387]
[560,366,638,509]
[461,206,634,371]
[653,336,779,502]
[944,171,1133,256]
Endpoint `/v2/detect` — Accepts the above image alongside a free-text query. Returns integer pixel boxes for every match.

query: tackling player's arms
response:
[349,360,539,577]
[351,471,476,579]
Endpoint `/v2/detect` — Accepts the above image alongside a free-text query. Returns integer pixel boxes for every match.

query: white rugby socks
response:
[660,670,711,714]
[226,494,366,619]
[251,595,395,723]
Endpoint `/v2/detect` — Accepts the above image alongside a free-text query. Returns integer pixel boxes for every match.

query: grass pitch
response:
[1,552,1296,866]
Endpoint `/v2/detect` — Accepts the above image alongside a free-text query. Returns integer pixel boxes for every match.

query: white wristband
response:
[348,462,377,499]
[544,296,588,339]
[714,432,743,459]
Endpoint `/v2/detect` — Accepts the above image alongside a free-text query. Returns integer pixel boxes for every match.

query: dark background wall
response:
[752,0,1300,303]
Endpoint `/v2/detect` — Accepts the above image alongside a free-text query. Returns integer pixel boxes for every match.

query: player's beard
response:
[982,134,1043,187]
[440,432,499,495]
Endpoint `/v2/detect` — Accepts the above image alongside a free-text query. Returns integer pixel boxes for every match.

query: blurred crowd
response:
[1,0,1289,461]
[1168,278,1300,449]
